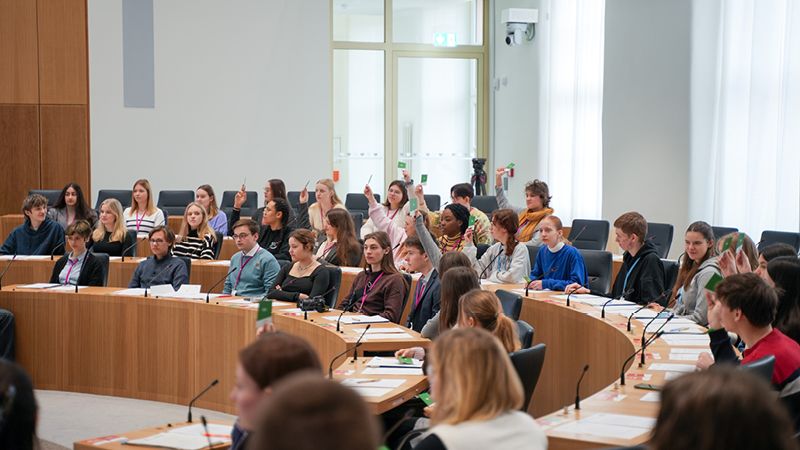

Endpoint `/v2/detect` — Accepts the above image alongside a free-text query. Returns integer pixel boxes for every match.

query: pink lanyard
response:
[135,211,144,231]
[359,272,384,311]
[64,254,81,284]
[387,207,399,220]
[234,249,260,290]
[322,241,336,256]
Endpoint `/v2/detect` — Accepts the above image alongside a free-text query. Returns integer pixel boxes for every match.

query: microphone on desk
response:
[0,255,17,290]
[336,296,358,333]
[641,303,671,350]
[50,242,65,260]
[600,288,635,318]
[526,266,558,297]
[351,323,371,363]
[640,313,674,367]
[187,379,219,423]
[627,289,672,332]
[205,267,238,303]
[478,247,504,280]
[328,324,371,378]
[121,239,139,262]
[574,364,589,410]
[619,330,664,386]
[144,261,179,298]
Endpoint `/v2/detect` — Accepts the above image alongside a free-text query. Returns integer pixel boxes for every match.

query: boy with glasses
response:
[128,226,188,290]
[225,219,280,298]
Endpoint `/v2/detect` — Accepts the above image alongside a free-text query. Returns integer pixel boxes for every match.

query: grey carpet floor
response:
[36,390,236,448]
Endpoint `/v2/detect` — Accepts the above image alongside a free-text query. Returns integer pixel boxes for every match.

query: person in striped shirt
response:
[173,202,216,260]
[123,179,166,237]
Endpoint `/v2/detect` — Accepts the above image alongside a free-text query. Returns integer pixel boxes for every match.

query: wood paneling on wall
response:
[0,0,39,104]
[0,0,90,214]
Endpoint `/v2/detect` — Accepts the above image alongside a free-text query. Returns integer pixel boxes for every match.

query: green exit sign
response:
[433,32,457,47]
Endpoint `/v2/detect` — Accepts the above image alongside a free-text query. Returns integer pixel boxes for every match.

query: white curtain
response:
[537,0,605,224]
[691,0,800,239]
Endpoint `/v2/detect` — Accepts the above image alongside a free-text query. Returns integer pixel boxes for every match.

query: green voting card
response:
[468,215,476,228]
[256,299,273,329]
[418,392,434,406]
[506,162,515,169]
[721,236,733,252]
[398,356,414,365]
[704,273,724,292]
[410,198,418,212]
[735,233,746,251]
[397,161,407,169]
[420,174,428,185]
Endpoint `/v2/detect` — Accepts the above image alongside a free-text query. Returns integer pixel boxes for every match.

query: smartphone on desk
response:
[634,383,662,391]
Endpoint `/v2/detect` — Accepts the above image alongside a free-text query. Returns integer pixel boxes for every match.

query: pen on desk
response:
[356,379,380,384]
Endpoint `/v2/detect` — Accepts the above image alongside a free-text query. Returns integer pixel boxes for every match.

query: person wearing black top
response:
[230,197,293,262]
[267,230,330,302]
[49,221,105,287]
[91,199,136,257]
[403,236,440,333]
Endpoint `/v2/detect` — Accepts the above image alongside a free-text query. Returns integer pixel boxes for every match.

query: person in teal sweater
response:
[0,194,65,256]
[526,215,588,291]
[225,219,280,298]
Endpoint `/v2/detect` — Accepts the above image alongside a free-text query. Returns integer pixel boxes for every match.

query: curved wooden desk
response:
[0,286,427,416]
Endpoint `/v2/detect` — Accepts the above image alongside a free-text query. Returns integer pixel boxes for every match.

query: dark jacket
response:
[228,208,292,261]
[49,252,106,286]
[406,269,441,333]
[0,218,65,256]
[320,242,362,268]
[611,241,666,305]
[228,206,295,236]
[128,254,188,290]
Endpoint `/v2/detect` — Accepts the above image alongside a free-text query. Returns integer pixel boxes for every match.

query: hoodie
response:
[611,241,666,305]
[0,218,65,256]
[673,256,720,326]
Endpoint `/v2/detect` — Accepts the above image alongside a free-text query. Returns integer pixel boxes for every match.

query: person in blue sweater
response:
[0,194,64,256]
[526,215,588,291]
[224,219,281,298]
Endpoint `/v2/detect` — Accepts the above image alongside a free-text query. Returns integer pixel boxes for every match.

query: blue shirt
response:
[224,246,281,298]
[59,251,87,285]
[529,244,588,291]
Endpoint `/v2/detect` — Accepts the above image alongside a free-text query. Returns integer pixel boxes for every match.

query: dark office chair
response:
[157,190,194,216]
[95,190,133,209]
[476,244,490,260]
[324,265,342,309]
[526,245,541,269]
[28,189,61,206]
[177,256,192,280]
[345,193,380,218]
[221,190,258,218]
[471,195,499,216]
[646,222,674,258]
[351,212,363,238]
[287,191,316,211]
[424,194,441,211]
[212,231,224,259]
[568,219,610,251]
[759,230,800,252]
[712,226,738,241]
[662,259,679,292]
[510,343,547,411]
[93,253,110,286]
[740,355,775,385]
[495,289,523,321]
[516,320,535,350]
[579,249,613,296]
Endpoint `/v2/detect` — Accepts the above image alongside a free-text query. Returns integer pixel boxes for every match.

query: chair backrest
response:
[350,212,363,238]
[92,253,110,286]
[578,249,613,296]
[475,243,490,261]
[177,256,192,280]
[526,245,540,270]
[29,189,61,206]
[471,195,498,215]
[495,289,523,321]
[740,354,775,384]
[568,219,610,251]
[124,230,138,257]
[509,343,546,411]
[646,222,674,258]
[157,190,195,216]
[95,190,132,209]
[324,265,343,308]
[399,273,413,324]
[287,191,316,210]
[712,226,739,241]
[212,231,224,259]
[424,194,441,211]
[759,230,800,252]
[221,191,258,218]
[344,193,379,217]
[661,258,679,292]
[516,320,534,349]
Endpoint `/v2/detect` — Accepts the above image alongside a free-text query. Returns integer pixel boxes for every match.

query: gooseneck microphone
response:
[640,313,674,366]
[526,266,558,297]
[328,324,371,378]
[574,364,590,410]
[187,379,219,423]
[478,246,504,280]
[626,289,672,331]
[205,267,238,302]
[121,239,139,262]
[619,330,664,386]
[336,297,357,333]
[143,259,179,298]
[0,255,17,290]
[50,241,65,260]
[600,288,634,318]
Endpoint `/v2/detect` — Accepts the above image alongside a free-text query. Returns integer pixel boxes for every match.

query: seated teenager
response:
[696,273,800,398]
[47,182,97,229]
[768,256,800,344]
[229,332,321,450]
[90,199,136,257]
[254,179,293,226]
[128,226,188,290]
[249,374,379,450]
[0,360,39,450]
[403,237,441,333]
[415,183,491,245]
[648,367,796,450]
[717,231,759,278]
[123,179,166,237]
[337,231,407,323]
[494,168,553,245]
[0,194,64,256]
[315,209,361,267]
[297,179,347,234]
[173,202,216,260]
[258,199,293,262]
[566,211,665,305]
[414,328,547,450]
[464,209,531,283]
[414,205,471,271]
[756,243,798,279]
[224,219,281,298]
[360,180,409,239]
[195,184,227,235]
[267,229,330,303]
[669,221,721,326]
[526,215,588,291]
[419,264,479,340]
[49,221,105,287]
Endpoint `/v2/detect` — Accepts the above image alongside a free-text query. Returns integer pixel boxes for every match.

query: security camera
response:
[501,8,538,46]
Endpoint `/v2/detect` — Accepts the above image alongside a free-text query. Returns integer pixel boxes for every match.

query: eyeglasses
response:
[233,233,252,240]
[150,239,166,245]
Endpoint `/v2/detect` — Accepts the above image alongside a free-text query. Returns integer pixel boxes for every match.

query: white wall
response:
[88,0,331,207]
[602,0,691,258]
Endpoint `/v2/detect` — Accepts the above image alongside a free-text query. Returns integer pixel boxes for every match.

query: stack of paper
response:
[341,378,406,397]
[551,413,655,440]
[323,315,390,324]
[361,356,424,375]
[17,283,60,289]
[125,423,232,449]
[350,327,413,340]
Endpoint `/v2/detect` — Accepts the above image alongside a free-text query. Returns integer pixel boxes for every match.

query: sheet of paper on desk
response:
[339,267,363,274]
[480,279,498,285]
[23,255,52,260]
[660,334,710,346]
[647,363,696,373]
[113,288,146,296]
[149,284,176,296]
[668,352,702,361]
[640,392,660,402]
[351,327,408,334]
[170,423,233,437]
[125,433,227,450]
[367,356,424,368]
[511,288,550,296]
[47,285,86,292]
[350,386,395,397]
[17,283,60,289]
[207,260,231,266]
[583,413,655,429]
[341,378,406,388]
[323,315,390,324]
[278,308,304,313]
[552,420,650,440]
[363,333,413,340]
[224,299,252,305]
[552,294,611,305]
[362,367,424,376]
[670,347,708,354]
[665,371,685,381]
